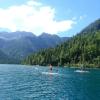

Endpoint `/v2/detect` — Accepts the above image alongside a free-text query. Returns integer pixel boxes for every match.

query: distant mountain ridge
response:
[0,31,36,40]
[0,31,69,63]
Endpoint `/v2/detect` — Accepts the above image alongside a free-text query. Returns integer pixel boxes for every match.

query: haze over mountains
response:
[0,31,68,63]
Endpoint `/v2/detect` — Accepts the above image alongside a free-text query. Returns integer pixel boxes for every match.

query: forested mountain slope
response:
[22,19,100,68]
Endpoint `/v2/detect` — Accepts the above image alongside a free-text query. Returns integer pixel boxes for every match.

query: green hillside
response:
[22,19,100,68]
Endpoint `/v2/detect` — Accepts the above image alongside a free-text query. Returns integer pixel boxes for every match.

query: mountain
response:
[22,19,100,68]
[38,33,67,48]
[0,49,17,64]
[0,31,68,63]
[0,31,36,40]
[81,18,100,34]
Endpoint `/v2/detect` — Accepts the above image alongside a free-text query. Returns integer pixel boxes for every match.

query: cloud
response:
[0,0,76,35]
[79,15,87,20]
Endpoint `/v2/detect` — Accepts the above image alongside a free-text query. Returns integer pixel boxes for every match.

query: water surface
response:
[0,64,100,100]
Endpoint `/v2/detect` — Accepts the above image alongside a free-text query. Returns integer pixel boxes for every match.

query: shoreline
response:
[0,63,99,69]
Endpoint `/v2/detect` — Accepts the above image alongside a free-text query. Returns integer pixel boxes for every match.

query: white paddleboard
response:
[75,70,89,73]
[34,67,38,70]
[42,72,59,75]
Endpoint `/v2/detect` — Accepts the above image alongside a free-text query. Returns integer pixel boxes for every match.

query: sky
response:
[0,0,99,37]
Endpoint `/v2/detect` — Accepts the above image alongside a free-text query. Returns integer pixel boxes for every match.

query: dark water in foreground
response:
[0,64,100,100]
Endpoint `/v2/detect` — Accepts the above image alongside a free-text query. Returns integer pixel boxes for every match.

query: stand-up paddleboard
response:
[75,70,89,73]
[34,67,38,70]
[42,72,59,75]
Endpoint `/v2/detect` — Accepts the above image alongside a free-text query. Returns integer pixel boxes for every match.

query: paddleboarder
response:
[50,64,52,71]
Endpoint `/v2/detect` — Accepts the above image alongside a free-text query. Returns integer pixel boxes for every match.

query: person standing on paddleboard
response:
[50,64,52,71]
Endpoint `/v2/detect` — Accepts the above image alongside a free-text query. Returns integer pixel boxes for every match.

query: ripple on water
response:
[0,65,100,100]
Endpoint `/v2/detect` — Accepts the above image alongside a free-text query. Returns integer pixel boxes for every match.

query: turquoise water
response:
[0,64,100,100]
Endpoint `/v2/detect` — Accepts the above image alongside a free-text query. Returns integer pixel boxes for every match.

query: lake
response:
[0,64,100,100]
